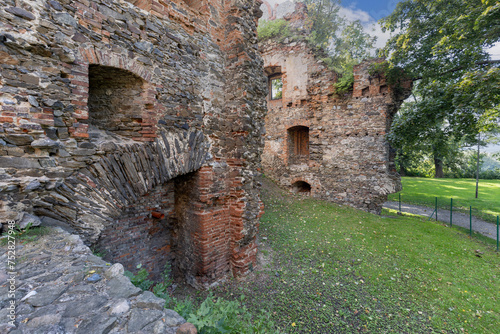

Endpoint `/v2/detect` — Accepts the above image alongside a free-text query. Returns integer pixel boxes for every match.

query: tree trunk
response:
[475,139,480,198]
[398,154,408,176]
[434,157,444,178]
[399,166,407,177]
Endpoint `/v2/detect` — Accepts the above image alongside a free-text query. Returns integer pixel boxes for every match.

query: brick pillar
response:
[174,167,231,288]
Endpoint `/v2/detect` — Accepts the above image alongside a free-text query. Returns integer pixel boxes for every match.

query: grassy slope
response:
[387,177,500,223]
[182,177,500,334]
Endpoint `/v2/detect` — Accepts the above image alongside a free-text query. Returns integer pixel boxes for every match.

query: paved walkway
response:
[383,202,499,241]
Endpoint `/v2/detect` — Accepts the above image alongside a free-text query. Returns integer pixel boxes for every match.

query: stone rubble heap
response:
[0,227,196,334]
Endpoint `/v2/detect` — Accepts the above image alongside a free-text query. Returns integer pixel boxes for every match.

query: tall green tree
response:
[389,96,466,178]
[301,0,344,49]
[380,0,500,134]
[381,0,500,194]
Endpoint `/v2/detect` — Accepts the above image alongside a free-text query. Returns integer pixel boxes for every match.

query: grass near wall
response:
[173,177,500,333]
[387,177,500,223]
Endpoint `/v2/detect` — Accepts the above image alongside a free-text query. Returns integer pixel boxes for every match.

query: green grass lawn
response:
[388,177,500,223]
[175,177,500,333]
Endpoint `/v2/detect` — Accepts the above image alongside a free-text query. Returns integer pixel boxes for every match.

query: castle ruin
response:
[259,1,412,213]
[0,0,267,288]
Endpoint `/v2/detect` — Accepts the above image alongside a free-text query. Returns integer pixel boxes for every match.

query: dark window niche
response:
[87,65,145,137]
[287,126,309,163]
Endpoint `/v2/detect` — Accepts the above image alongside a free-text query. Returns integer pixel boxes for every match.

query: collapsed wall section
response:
[0,0,266,288]
[260,40,411,213]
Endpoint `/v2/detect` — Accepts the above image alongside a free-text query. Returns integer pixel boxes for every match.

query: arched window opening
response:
[292,181,311,195]
[287,126,309,163]
[88,65,145,137]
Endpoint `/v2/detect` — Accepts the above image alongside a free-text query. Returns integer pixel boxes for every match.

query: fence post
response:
[435,197,438,221]
[450,198,453,227]
[399,193,401,213]
[497,216,499,252]
[469,206,472,237]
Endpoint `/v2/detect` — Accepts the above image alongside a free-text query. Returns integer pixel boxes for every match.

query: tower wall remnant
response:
[0,0,267,288]
[260,35,411,213]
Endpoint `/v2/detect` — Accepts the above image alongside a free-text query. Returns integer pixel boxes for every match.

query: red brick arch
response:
[70,47,160,141]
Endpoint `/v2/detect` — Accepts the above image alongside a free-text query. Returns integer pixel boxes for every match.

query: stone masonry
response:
[0,227,190,333]
[259,2,411,213]
[0,0,267,288]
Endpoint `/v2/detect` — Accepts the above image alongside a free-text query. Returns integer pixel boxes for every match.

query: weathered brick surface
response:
[0,0,266,288]
[259,7,411,213]
[96,182,175,281]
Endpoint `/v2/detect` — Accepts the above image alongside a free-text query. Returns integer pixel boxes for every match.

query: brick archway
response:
[68,47,160,140]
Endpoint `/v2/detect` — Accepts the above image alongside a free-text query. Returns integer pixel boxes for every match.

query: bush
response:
[478,168,500,179]
[257,19,290,42]
[124,264,153,291]
[186,294,280,334]
[124,265,280,333]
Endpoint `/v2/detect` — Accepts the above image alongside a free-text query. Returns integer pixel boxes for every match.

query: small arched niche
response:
[292,181,311,195]
[88,65,145,137]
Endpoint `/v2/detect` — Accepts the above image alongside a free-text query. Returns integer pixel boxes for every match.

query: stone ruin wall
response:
[260,39,412,213]
[0,0,267,288]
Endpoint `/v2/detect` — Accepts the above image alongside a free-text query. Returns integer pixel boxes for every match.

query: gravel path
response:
[383,201,499,241]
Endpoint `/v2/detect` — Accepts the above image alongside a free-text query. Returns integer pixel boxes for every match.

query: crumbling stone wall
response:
[259,6,411,213]
[0,0,267,288]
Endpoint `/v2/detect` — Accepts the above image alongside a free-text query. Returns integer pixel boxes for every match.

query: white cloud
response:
[486,42,500,60]
[265,0,289,5]
[261,1,395,54]
[337,6,393,54]
[338,6,372,23]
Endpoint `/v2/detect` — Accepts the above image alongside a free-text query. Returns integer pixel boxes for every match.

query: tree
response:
[301,0,344,49]
[381,0,500,197]
[329,20,377,92]
[389,97,466,178]
[380,0,500,136]
[299,0,376,92]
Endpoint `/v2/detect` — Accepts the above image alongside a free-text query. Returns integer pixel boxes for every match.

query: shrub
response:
[124,265,280,333]
[124,264,153,291]
[257,19,290,42]
[186,294,280,334]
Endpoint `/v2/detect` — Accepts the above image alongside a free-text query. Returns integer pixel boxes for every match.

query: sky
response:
[263,0,401,50]
[264,0,500,58]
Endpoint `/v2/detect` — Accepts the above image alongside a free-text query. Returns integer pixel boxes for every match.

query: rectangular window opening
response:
[270,77,283,100]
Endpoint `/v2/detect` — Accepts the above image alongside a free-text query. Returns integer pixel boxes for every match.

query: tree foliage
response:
[257,0,376,93]
[382,0,500,182]
[301,0,344,48]
[257,19,291,42]
[389,97,465,178]
[380,0,500,133]
[330,20,377,93]
[300,0,377,93]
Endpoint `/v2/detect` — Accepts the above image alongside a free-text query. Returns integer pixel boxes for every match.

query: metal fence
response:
[396,193,499,252]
